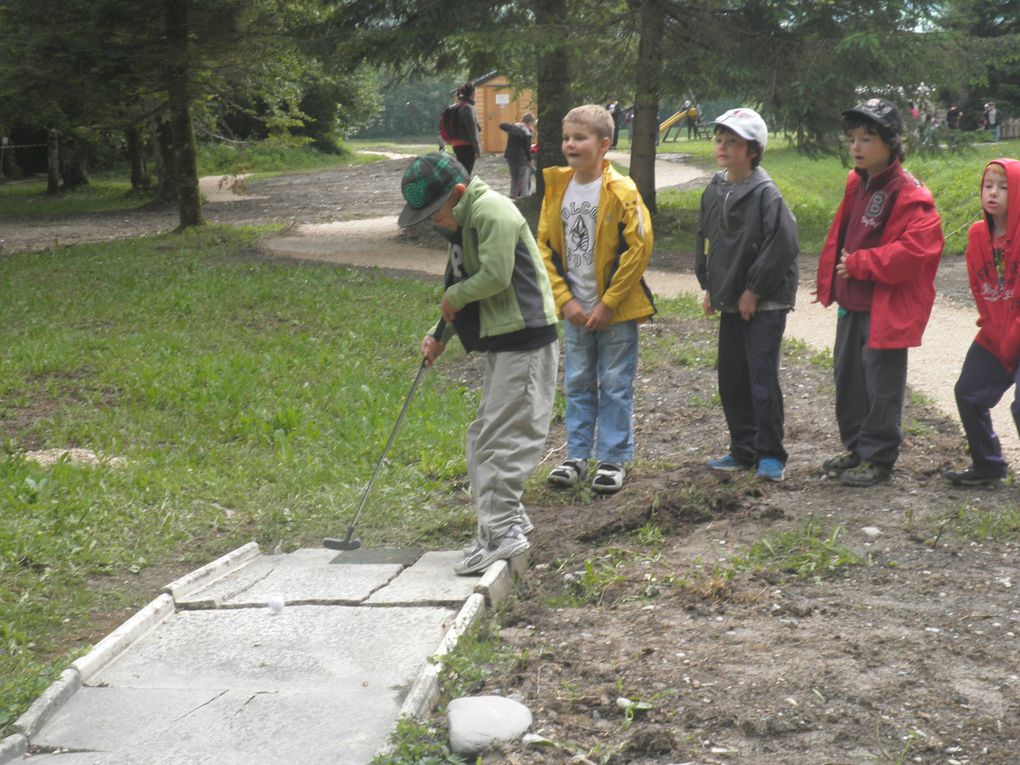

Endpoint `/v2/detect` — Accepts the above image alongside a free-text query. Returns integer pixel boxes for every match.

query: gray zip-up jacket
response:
[695,167,799,312]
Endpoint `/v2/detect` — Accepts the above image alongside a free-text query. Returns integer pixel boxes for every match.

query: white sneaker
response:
[453,525,530,576]
[462,517,534,555]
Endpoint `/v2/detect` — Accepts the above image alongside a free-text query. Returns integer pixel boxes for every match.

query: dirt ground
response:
[6,155,1019,764]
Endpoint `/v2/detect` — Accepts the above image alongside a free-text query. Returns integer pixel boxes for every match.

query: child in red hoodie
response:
[945,158,1020,486]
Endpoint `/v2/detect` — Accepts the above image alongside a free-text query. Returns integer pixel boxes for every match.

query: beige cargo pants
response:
[467,341,558,544]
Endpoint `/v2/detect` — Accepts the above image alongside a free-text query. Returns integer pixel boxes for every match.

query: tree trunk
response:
[164,0,204,228]
[630,0,664,213]
[534,0,570,199]
[126,124,150,191]
[60,138,89,190]
[151,116,176,203]
[46,130,62,195]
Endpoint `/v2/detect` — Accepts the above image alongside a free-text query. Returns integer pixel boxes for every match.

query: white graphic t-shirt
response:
[561,176,602,309]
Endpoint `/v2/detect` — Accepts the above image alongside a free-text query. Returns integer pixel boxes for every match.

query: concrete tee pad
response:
[90,605,454,691]
[367,551,479,605]
[31,687,401,765]
[175,548,402,607]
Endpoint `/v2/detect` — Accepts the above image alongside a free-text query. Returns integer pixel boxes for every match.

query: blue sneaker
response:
[756,457,786,482]
[706,454,750,472]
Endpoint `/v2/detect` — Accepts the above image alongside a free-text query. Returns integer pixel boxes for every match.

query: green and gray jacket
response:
[435,176,557,351]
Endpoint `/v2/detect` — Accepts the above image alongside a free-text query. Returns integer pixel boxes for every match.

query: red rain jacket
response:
[966,158,1020,370]
[816,165,944,349]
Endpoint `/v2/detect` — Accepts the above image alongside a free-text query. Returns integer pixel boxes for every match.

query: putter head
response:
[323,536,362,551]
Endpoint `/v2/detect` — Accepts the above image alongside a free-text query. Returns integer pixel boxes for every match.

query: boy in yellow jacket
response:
[538,104,655,494]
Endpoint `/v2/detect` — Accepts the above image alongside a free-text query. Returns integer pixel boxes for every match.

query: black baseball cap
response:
[842,98,903,134]
[398,153,470,227]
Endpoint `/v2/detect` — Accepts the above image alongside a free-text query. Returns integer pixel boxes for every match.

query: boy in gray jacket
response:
[695,108,799,481]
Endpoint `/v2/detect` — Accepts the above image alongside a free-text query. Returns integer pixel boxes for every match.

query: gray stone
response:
[367,551,478,604]
[448,695,533,755]
[175,548,402,607]
[91,605,454,691]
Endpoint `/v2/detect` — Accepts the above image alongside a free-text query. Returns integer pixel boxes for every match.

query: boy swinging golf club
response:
[399,153,559,575]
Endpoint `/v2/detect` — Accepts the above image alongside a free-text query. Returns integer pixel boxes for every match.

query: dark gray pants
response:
[833,310,907,467]
[954,341,1019,476]
[718,310,788,465]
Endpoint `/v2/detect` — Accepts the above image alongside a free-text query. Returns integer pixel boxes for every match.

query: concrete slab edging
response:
[398,551,529,723]
[11,668,80,738]
[398,592,487,721]
[161,541,261,601]
[71,593,176,682]
[3,543,260,760]
[0,734,27,765]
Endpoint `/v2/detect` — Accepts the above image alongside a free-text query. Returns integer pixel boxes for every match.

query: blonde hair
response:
[563,104,615,142]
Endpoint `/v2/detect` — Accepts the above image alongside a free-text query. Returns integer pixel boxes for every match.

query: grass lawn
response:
[0,176,145,220]
[0,226,481,733]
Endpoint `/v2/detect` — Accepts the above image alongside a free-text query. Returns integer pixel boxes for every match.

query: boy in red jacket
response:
[946,159,1020,486]
[815,98,944,487]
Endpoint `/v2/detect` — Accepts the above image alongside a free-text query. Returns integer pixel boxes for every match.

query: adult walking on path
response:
[442,82,482,173]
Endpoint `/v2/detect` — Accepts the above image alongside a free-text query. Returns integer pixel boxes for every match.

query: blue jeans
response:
[563,320,638,464]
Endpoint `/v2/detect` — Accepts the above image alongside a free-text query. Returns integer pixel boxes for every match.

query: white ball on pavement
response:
[267,594,286,614]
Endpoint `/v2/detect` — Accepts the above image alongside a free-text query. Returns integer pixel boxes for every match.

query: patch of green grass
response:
[370,718,467,765]
[346,137,437,155]
[436,615,520,701]
[725,520,867,581]
[635,520,664,546]
[937,502,1020,543]
[0,227,477,734]
[783,337,833,369]
[654,294,704,320]
[0,175,143,220]
[547,548,641,607]
[197,139,377,177]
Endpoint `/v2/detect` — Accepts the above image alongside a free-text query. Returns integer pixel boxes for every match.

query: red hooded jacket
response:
[816,166,944,349]
[967,158,1020,370]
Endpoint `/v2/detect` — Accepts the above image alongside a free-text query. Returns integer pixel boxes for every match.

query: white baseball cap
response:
[714,108,768,150]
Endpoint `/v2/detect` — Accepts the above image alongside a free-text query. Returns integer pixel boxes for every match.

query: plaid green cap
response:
[398,153,470,227]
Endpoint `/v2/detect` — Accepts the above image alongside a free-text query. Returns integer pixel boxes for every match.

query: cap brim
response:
[713,118,765,148]
[397,187,455,228]
[842,108,891,128]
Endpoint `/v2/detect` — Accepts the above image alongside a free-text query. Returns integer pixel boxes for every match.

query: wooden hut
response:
[472,72,537,154]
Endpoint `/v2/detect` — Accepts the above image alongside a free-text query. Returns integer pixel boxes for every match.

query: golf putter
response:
[323,319,446,551]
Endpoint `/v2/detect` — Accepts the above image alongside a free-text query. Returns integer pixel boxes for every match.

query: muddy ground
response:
[442,313,1020,765]
[6,155,1019,763]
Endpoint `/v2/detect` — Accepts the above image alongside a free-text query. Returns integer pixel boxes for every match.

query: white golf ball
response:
[266,594,286,614]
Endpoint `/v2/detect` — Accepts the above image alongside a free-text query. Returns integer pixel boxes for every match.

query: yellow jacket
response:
[537,161,656,323]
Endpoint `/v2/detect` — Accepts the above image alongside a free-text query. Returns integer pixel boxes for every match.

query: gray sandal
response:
[548,458,588,487]
[592,462,626,494]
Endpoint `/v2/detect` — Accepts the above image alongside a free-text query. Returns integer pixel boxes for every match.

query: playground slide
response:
[659,110,687,133]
